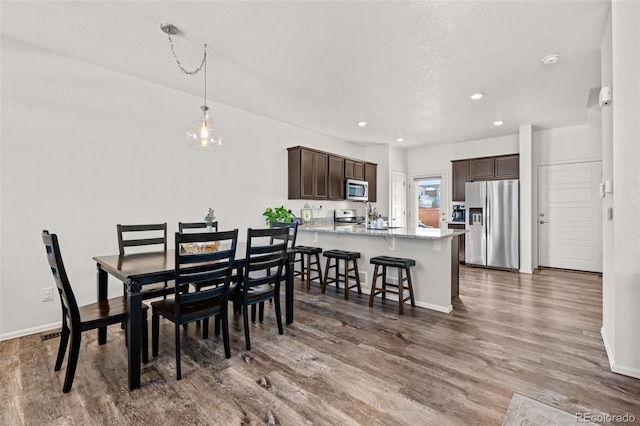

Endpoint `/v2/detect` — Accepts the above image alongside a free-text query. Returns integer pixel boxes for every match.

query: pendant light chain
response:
[166,33,206,76]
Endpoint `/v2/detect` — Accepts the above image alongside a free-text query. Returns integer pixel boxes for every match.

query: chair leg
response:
[398,268,404,315]
[175,323,182,380]
[368,265,379,307]
[203,318,209,340]
[343,260,349,300]
[221,309,231,359]
[251,304,257,322]
[305,254,312,290]
[62,329,81,393]
[381,265,387,300]
[314,254,323,284]
[406,268,416,307]
[214,315,221,336]
[274,291,284,336]
[243,303,251,351]
[142,311,149,364]
[55,321,70,371]
[321,258,331,293]
[152,310,159,357]
[259,302,265,322]
[353,259,362,294]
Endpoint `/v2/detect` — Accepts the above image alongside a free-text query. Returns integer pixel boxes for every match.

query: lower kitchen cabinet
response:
[448,223,465,264]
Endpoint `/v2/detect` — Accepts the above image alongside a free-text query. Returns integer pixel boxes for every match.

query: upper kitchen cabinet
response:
[288,146,377,201]
[494,154,520,179]
[345,159,365,180]
[452,154,519,201]
[288,147,328,199]
[452,160,469,201]
[470,157,495,181]
[365,162,377,202]
[328,155,345,200]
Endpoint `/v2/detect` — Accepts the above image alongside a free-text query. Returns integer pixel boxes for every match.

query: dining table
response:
[93,243,298,391]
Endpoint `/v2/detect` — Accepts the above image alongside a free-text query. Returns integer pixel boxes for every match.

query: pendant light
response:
[161,23,221,150]
[186,45,221,150]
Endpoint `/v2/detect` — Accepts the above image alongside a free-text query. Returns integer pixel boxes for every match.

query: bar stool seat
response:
[321,250,362,300]
[294,246,323,290]
[368,255,416,315]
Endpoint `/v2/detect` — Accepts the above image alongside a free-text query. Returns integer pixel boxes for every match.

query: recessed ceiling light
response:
[470,92,484,100]
[396,137,404,142]
[493,120,504,126]
[542,54,560,65]
[357,121,368,127]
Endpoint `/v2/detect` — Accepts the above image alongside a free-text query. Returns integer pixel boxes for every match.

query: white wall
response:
[605,0,640,379]
[0,38,363,339]
[601,6,615,364]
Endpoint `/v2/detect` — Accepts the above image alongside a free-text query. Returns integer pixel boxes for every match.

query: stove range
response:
[334,209,365,225]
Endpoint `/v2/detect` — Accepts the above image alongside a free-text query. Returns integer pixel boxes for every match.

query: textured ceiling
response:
[1,1,610,148]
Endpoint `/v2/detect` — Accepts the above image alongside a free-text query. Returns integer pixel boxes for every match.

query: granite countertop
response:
[298,223,467,240]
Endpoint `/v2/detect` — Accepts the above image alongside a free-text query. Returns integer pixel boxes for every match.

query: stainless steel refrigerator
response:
[465,180,519,270]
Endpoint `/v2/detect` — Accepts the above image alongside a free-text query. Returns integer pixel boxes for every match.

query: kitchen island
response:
[297,224,466,313]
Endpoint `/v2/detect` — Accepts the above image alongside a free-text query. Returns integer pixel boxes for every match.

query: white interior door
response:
[391,172,406,227]
[538,161,602,272]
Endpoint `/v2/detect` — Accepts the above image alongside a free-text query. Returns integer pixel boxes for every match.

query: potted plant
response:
[262,206,295,225]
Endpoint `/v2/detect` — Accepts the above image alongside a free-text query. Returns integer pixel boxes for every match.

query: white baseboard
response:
[601,327,640,379]
[1,321,61,342]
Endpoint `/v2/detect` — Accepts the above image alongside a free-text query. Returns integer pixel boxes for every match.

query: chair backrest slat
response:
[242,227,289,292]
[179,221,219,233]
[174,229,238,308]
[270,221,298,249]
[117,223,167,255]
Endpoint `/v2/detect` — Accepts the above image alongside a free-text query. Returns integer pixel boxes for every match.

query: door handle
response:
[540,220,545,224]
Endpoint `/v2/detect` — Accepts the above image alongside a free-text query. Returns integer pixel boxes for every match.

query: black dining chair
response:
[151,229,238,380]
[42,230,149,393]
[229,227,289,350]
[117,223,183,300]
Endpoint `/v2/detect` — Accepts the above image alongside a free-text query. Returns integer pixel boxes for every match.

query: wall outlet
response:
[41,287,54,302]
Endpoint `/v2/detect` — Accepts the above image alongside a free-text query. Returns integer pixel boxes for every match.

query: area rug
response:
[502,393,598,425]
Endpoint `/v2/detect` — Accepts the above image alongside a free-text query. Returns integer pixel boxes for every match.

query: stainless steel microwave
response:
[345,179,369,201]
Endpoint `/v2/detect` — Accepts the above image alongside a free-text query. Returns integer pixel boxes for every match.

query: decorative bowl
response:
[181,241,220,254]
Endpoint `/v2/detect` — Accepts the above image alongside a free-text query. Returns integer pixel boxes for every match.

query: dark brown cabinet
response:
[452,154,519,201]
[448,223,465,264]
[452,160,469,201]
[288,146,377,201]
[365,162,377,202]
[345,159,365,180]
[470,157,495,181]
[495,154,519,179]
[289,147,328,200]
[328,155,345,200]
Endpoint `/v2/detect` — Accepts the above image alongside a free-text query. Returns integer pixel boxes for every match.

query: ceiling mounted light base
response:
[542,54,560,65]
[160,23,178,35]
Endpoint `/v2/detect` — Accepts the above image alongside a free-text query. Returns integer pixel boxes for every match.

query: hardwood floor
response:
[2,267,639,425]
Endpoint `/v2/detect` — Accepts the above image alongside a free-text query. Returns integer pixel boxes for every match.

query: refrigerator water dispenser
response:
[469,208,483,225]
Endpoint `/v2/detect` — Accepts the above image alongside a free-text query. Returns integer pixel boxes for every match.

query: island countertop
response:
[298,223,467,240]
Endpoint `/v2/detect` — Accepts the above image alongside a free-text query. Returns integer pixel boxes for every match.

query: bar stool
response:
[321,250,362,300]
[294,246,323,290]
[368,256,416,315]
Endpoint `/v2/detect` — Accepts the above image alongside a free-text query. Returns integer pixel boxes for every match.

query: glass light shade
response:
[187,106,221,150]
